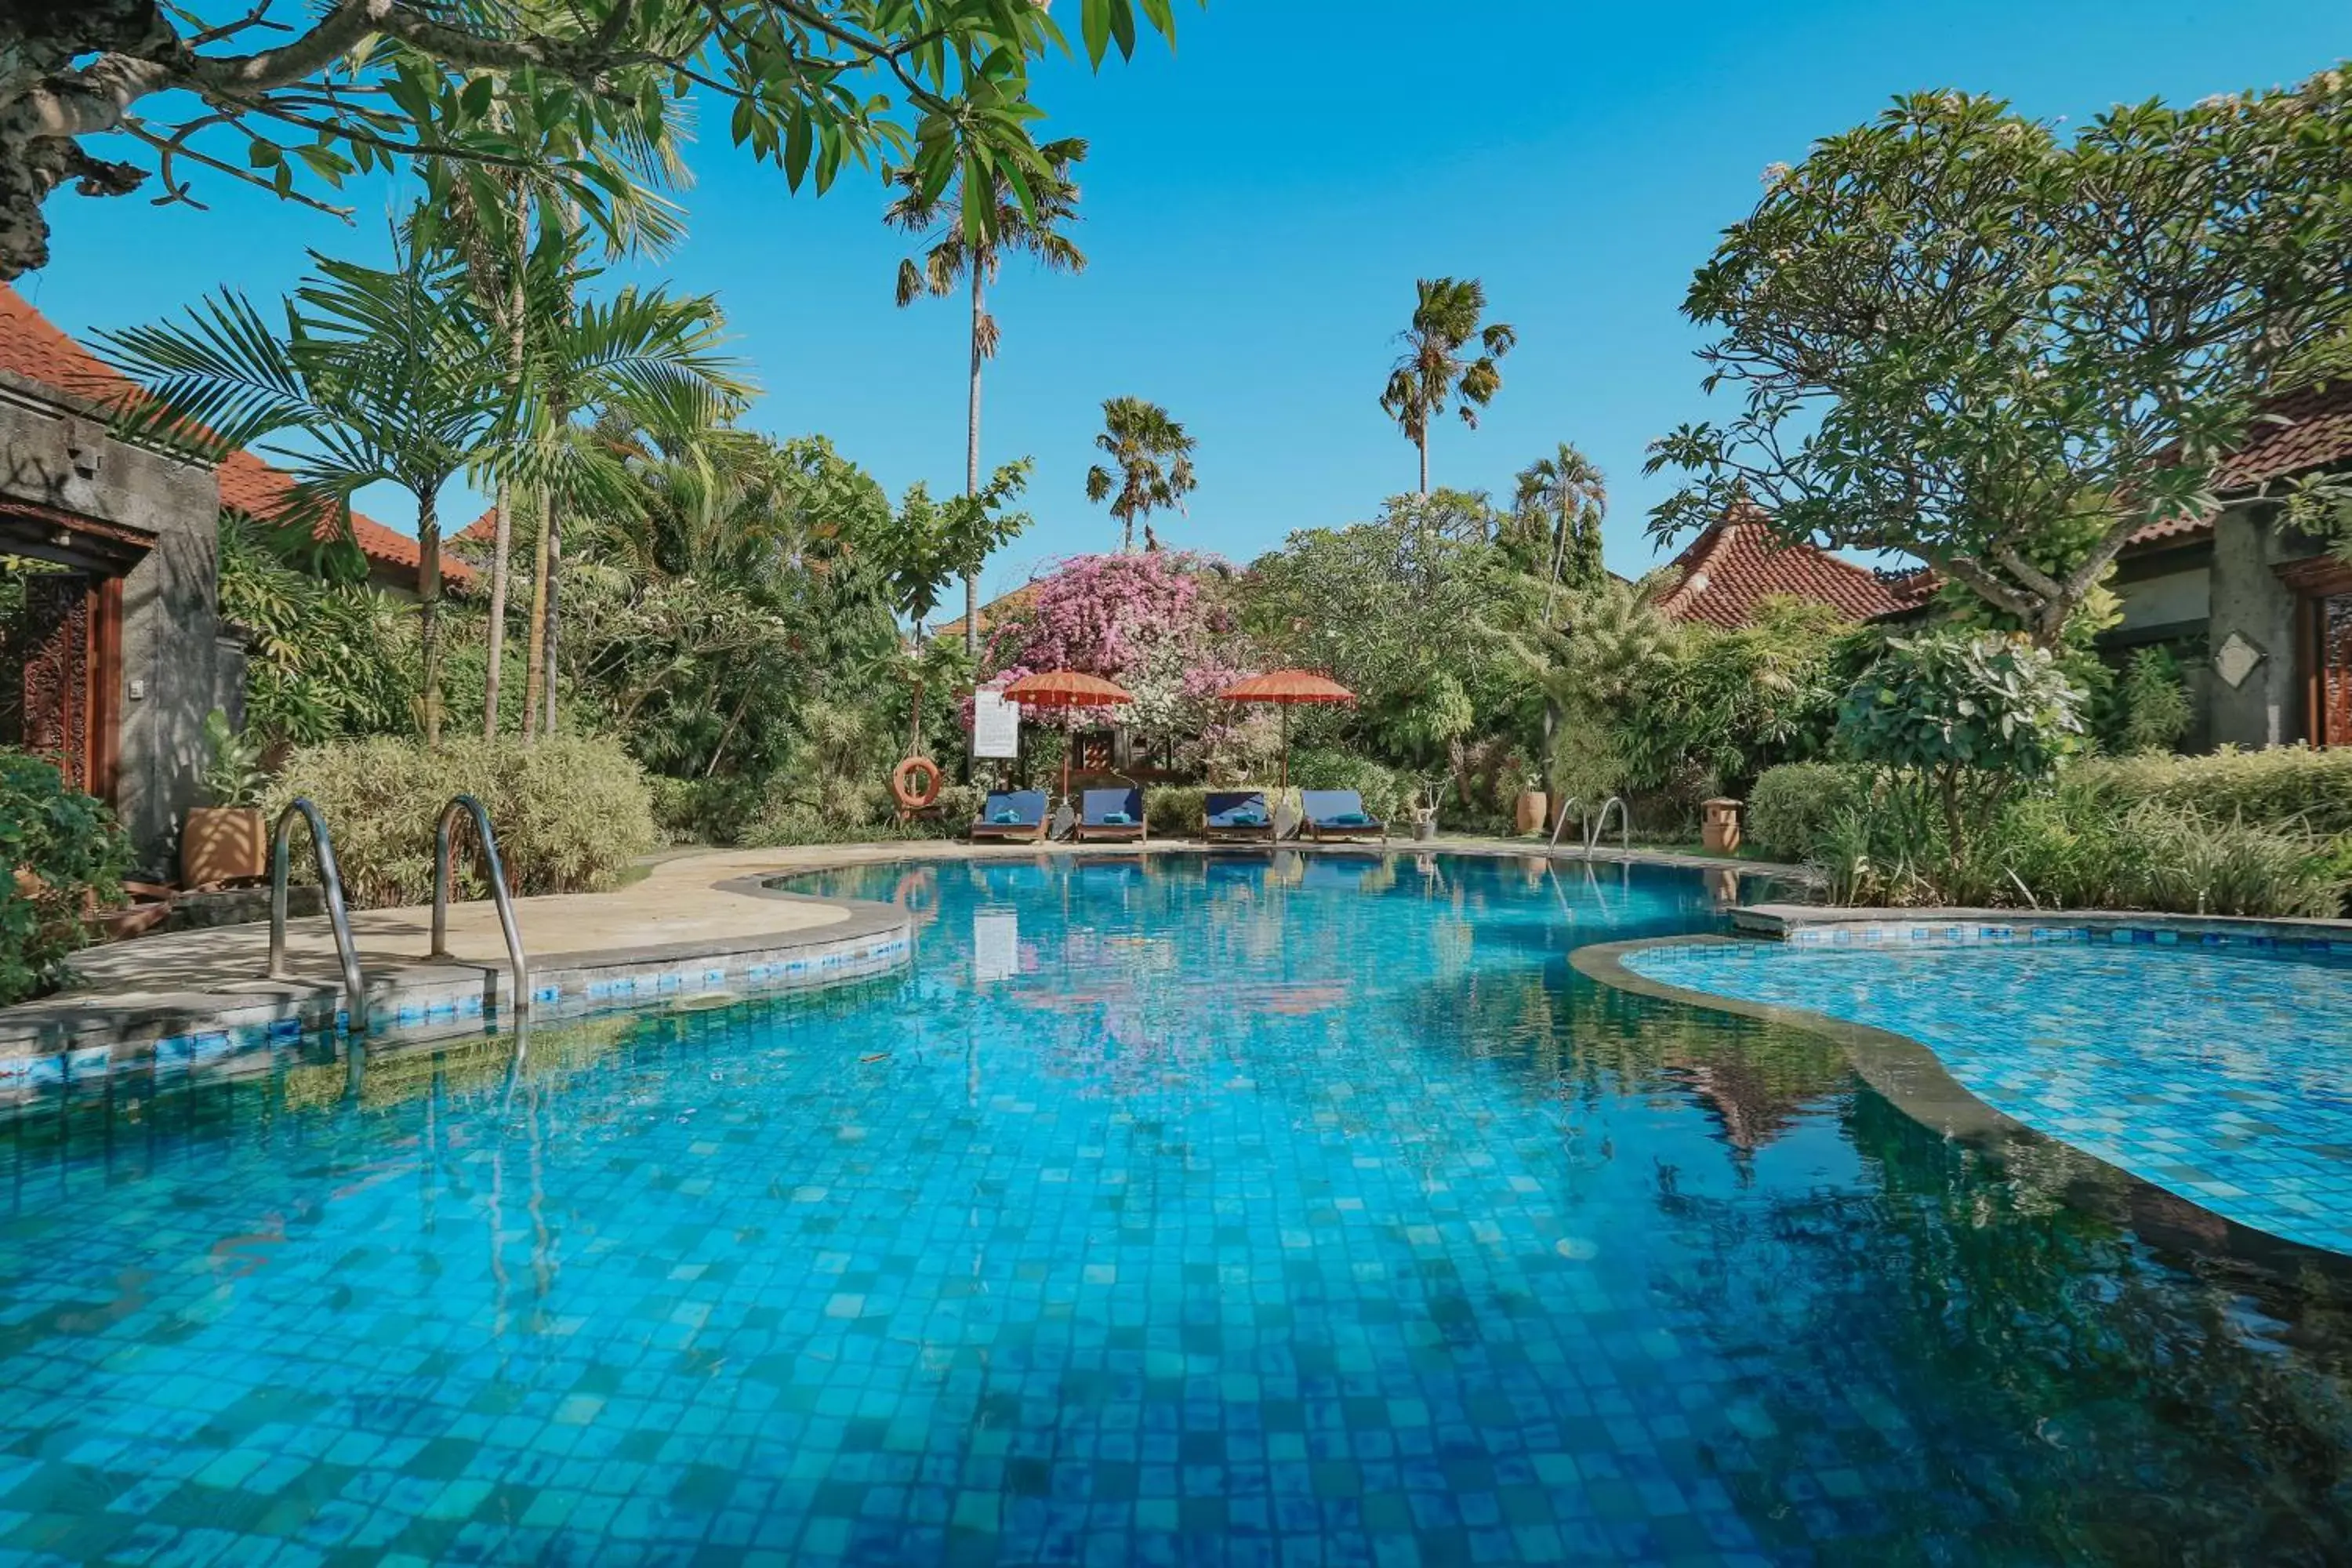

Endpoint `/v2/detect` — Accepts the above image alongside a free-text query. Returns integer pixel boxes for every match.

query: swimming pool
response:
[0,852,2346,1564]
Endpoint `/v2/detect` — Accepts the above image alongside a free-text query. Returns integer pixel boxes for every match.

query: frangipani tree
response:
[2,1,1181,280]
[1646,78,2352,648]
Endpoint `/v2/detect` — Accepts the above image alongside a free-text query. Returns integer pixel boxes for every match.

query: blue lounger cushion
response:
[976,789,1047,829]
[1204,792,1272,829]
[1080,788,1144,829]
[1301,789,1378,829]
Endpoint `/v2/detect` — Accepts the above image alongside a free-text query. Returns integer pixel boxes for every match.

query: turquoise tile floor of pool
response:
[1624,936,2352,1254]
[0,855,2345,1565]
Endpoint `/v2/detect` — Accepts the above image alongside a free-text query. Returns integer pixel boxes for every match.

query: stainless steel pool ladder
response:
[429,793,531,1016]
[268,797,369,1034]
[1546,796,1585,851]
[1584,796,1631,860]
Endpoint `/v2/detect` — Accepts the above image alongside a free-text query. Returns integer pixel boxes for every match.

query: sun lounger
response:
[1203,790,1276,844]
[1074,786,1146,843]
[1300,789,1387,843]
[969,789,1050,844]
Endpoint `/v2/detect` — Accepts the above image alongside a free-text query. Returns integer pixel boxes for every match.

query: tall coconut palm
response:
[1380,278,1516,493]
[886,137,1087,655]
[1512,442,1609,615]
[1084,397,1197,551]
[103,242,506,746]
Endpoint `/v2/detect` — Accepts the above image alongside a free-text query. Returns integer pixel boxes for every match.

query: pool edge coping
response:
[1573,935,2352,1272]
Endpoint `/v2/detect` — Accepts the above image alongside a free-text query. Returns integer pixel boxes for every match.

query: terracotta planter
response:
[183,806,267,888]
[1513,791,1548,836]
[1411,816,1437,844]
[1700,797,1743,855]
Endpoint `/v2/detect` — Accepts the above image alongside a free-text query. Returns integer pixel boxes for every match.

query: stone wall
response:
[0,372,227,872]
[2204,500,2313,749]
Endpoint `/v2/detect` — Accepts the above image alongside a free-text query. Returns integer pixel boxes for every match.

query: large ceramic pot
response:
[183,806,267,888]
[1513,791,1548,837]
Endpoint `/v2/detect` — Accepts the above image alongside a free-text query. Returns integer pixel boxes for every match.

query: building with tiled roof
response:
[1653,500,1908,629]
[935,583,1038,642]
[0,282,469,594]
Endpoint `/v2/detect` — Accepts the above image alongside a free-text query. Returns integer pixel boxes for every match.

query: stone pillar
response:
[2203,503,2306,749]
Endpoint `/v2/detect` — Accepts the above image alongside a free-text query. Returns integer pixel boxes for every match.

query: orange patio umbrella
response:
[1216,670,1356,793]
[1001,669,1134,803]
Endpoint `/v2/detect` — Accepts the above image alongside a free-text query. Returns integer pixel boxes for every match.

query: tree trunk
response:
[964,265,984,661]
[542,508,561,735]
[1121,511,1133,553]
[483,183,528,740]
[909,623,926,757]
[418,495,443,747]
[521,486,552,742]
[1417,429,1429,495]
[484,477,514,739]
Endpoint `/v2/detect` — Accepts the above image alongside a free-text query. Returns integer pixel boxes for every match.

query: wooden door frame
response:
[2280,555,2352,746]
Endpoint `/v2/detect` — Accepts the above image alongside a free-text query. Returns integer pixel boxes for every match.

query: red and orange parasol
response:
[1000,669,1134,803]
[1215,670,1356,792]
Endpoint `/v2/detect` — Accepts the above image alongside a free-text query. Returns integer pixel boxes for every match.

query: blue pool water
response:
[0,853,2347,1566]
[1624,937,2352,1256]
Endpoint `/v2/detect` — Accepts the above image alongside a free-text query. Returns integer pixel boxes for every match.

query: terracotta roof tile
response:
[0,281,467,588]
[936,583,1037,639]
[1654,502,1907,628]
[2215,380,2352,492]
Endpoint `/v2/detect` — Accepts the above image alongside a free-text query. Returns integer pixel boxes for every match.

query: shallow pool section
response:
[0,854,2347,1565]
[1625,936,2352,1254]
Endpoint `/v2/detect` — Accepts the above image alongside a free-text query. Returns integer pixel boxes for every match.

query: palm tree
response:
[103,242,506,746]
[1084,397,1198,551]
[886,137,1086,655]
[1379,278,1516,493]
[1512,442,1609,615]
[489,241,751,741]
[433,81,689,739]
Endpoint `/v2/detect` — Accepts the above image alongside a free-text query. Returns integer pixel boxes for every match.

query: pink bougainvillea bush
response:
[978,551,1256,760]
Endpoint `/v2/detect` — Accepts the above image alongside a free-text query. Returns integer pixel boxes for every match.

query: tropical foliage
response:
[1084,397,1199,552]
[3,1,1180,279]
[0,751,132,1005]
[889,137,1087,649]
[1646,74,2352,646]
[1379,278,1515,493]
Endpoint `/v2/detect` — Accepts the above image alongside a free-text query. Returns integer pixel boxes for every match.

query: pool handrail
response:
[429,793,532,1016]
[1584,796,1631,860]
[267,797,369,1034]
[1547,795,1585,851]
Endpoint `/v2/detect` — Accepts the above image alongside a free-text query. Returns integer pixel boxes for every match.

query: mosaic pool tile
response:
[1627,937,2352,1254]
[0,858,2344,1565]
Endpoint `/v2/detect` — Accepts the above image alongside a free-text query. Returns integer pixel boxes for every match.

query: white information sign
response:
[972,688,1020,759]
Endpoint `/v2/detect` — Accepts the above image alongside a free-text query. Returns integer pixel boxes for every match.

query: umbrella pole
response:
[1279,702,1289,795]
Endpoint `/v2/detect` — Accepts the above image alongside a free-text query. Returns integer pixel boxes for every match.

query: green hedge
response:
[1,750,133,1004]
[267,735,657,909]
[1746,762,1873,862]
[2082,745,2352,837]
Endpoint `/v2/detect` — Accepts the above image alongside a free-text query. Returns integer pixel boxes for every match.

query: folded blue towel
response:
[992,811,1022,824]
[1327,811,1370,826]
[1229,810,1265,826]
[1100,812,1132,825]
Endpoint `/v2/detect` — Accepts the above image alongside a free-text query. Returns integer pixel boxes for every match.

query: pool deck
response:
[0,836,1796,1073]
[1733,901,2352,953]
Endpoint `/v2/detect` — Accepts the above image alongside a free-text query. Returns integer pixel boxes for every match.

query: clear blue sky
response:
[20,0,2349,605]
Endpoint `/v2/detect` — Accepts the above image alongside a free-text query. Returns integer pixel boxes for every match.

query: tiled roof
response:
[455,506,499,544]
[1654,502,1908,628]
[936,583,1038,639]
[0,281,468,589]
[2215,380,2352,492]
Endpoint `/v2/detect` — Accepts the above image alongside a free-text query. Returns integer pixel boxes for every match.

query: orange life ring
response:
[891,756,943,810]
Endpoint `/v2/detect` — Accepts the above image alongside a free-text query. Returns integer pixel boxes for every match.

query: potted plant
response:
[1410,778,1440,844]
[182,709,270,887]
[1513,771,1548,837]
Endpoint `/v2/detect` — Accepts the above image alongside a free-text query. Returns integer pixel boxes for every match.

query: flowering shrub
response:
[981,552,1254,761]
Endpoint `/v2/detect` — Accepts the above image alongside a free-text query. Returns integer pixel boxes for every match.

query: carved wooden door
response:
[13,573,95,791]
[2324,593,2352,747]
